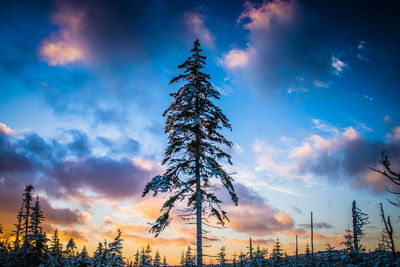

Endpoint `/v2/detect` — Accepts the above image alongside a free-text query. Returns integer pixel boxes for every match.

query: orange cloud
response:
[0,122,14,135]
[219,46,256,69]
[39,6,87,66]
[237,0,296,30]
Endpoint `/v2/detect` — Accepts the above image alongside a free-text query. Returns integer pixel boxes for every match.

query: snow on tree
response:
[76,245,90,267]
[93,242,106,266]
[108,229,125,266]
[142,39,238,266]
[216,246,227,267]
[163,255,167,267]
[271,237,283,264]
[352,200,369,253]
[29,195,48,265]
[184,246,195,267]
[22,185,34,248]
[379,202,396,258]
[12,202,24,250]
[180,250,185,266]
[49,229,63,265]
[153,250,161,267]
[133,249,140,267]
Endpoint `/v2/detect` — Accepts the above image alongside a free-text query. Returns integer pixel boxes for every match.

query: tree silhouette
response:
[142,39,238,266]
[370,151,400,207]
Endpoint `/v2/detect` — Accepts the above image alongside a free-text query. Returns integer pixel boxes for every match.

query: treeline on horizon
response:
[0,185,399,266]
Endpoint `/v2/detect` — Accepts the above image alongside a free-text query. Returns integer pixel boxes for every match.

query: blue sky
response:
[1,0,400,263]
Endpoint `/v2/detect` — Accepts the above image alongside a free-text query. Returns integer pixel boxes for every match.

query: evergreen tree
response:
[143,39,238,266]
[352,200,369,252]
[180,250,185,266]
[77,246,90,267]
[108,229,125,266]
[133,249,139,267]
[272,237,283,264]
[217,246,227,267]
[93,242,105,266]
[66,238,77,258]
[12,202,24,250]
[163,255,167,267]
[184,246,195,267]
[22,185,34,247]
[153,250,161,267]
[29,195,48,265]
[50,229,63,261]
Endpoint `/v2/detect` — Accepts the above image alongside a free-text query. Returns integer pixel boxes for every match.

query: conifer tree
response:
[163,255,167,267]
[217,246,227,267]
[184,246,195,267]
[272,237,283,264]
[180,250,185,266]
[153,250,161,267]
[12,202,24,250]
[93,242,104,266]
[142,39,238,267]
[22,185,34,247]
[108,229,124,266]
[50,229,63,261]
[133,249,139,267]
[77,246,90,267]
[378,202,396,258]
[352,200,369,252]
[29,195,47,265]
[66,238,77,258]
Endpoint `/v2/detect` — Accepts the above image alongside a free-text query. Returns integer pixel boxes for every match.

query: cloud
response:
[298,221,333,229]
[40,197,88,226]
[219,45,256,69]
[223,184,295,236]
[39,6,86,66]
[237,0,296,30]
[0,126,152,207]
[290,122,400,194]
[0,122,14,135]
[331,55,348,76]
[184,12,215,47]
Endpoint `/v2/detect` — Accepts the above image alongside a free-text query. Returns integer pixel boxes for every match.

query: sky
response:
[1,0,400,264]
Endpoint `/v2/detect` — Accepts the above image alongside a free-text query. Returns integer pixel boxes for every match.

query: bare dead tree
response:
[370,151,400,207]
[379,202,396,258]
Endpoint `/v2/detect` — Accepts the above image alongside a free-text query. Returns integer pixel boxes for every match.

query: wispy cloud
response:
[184,12,215,47]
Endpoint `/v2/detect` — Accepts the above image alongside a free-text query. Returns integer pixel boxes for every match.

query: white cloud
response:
[219,45,256,69]
[331,55,348,76]
[313,80,330,88]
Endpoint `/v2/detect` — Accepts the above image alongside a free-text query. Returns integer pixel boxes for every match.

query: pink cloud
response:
[184,12,215,47]
[237,0,296,30]
[0,122,14,135]
[39,7,87,66]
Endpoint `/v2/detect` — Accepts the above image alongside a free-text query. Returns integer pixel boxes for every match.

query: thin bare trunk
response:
[196,155,203,267]
[379,203,396,258]
[311,211,314,264]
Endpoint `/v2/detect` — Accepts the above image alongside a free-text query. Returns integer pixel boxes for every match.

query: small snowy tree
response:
[142,39,238,266]
[217,246,227,267]
[352,200,369,253]
[108,229,125,266]
[133,250,140,267]
[271,237,283,264]
[12,202,24,250]
[77,245,90,266]
[379,202,396,258]
[50,229,63,258]
[184,246,195,267]
[22,185,34,248]
[163,255,167,267]
[153,250,161,267]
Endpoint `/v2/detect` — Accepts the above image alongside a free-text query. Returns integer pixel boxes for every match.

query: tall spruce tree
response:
[29,195,48,265]
[22,185,34,247]
[142,39,238,266]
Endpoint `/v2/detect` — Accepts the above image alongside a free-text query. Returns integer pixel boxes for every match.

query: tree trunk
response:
[379,203,396,258]
[196,172,202,266]
[352,201,359,251]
